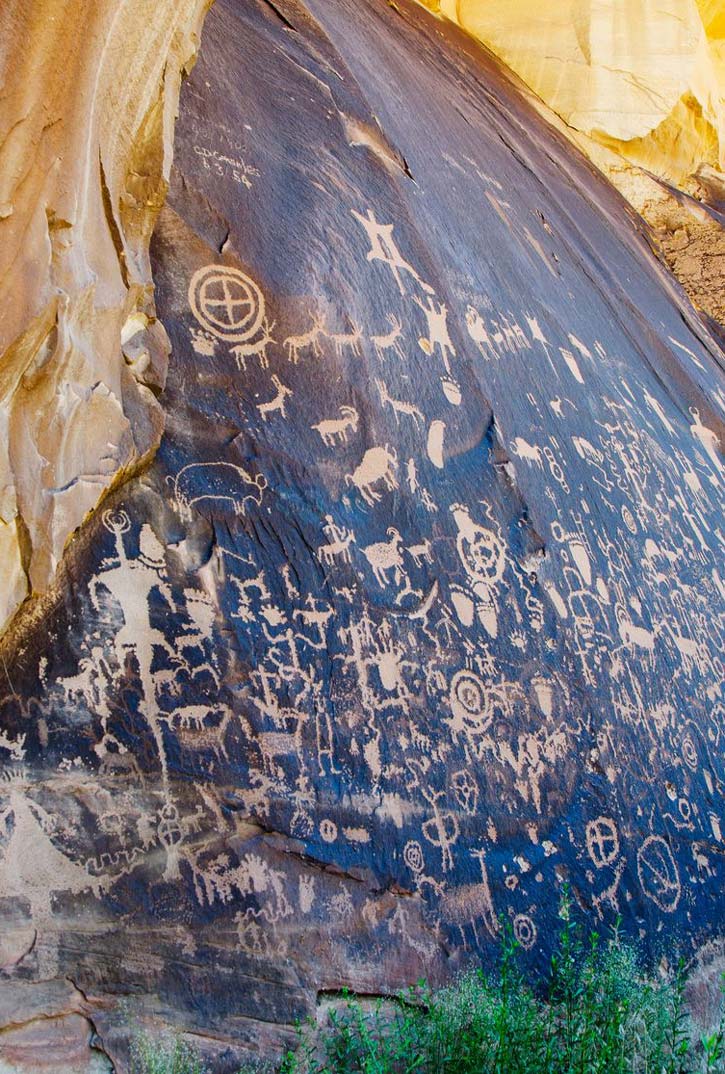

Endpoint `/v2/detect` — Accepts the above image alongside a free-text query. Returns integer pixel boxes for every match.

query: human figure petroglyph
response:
[257,373,292,421]
[420,787,459,873]
[451,769,479,815]
[284,310,326,363]
[231,317,275,372]
[345,445,398,505]
[371,315,405,361]
[169,461,267,522]
[351,208,433,295]
[375,378,424,427]
[90,512,180,787]
[406,457,419,493]
[362,528,406,588]
[414,296,456,372]
[311,405,359,446]
[316,515,356,566]
[421,487,439,513]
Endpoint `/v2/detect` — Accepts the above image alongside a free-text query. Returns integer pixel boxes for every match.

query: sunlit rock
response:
[0,0,211,633]
[0,0,723,1069]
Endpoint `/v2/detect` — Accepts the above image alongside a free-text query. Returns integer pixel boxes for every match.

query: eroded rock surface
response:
[0,0,724,1067]
[419,0,725,187]
[415,1,725,332]
[0,0,211,633]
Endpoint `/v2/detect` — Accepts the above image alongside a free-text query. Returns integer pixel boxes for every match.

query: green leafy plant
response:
[132,894,725,1074]
[130,1031,208,1074]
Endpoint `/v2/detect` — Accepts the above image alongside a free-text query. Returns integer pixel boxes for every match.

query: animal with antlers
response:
[371,315,405,361]
[375,378,424,427]
[257,374,293,421]
[327,320,363,358]
[284,311,326,363]
[231,318,276,372]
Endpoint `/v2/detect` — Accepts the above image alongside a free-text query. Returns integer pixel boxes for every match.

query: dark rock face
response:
[1,0,724,1066]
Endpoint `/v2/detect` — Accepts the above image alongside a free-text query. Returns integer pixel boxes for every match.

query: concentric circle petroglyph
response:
[189,265,265,342]
[513,913,537,949]
[449,669,490,732]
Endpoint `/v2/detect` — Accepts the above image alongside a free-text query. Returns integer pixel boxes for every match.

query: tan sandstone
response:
[0,0,212,634]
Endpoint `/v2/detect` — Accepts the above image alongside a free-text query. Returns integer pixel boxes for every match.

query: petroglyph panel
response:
[0,0,723,1060]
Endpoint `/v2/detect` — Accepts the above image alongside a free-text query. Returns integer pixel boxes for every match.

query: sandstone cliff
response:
[418,0,725,332]
[0,0,211,633]
[0,0,723,1071]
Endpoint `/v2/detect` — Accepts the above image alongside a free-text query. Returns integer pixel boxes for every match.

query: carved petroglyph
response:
[414,296,456,372]
[637,836,682,913]
[189,265,265,343]
[376,378,424,426]
[317,515,356,566]
[312,406,359,446]
[169,461,267,521]
[586,817,619,869]
[284,311,326,363]
[328,321,363,358]
[8,169,723,1000]
[371,315,405,361]
[231,317,276,372]
[351,208,433,295]
[345,445,398,505]
[0,777,104,920]
[257,374,292,421]
[427,420,445,469]
[362,529,405,588]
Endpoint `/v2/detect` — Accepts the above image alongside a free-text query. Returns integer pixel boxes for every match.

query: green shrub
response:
[281,892,724,1074]
[131,893,725,1074]
[130,1032,208,1074]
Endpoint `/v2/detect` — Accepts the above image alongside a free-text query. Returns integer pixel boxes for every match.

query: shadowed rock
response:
[0,0,723,1067]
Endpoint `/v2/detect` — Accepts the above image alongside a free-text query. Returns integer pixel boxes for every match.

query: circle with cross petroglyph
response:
[637,835,681,913]
[189,265,265,342]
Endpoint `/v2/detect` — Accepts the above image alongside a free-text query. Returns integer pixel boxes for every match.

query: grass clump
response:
[130,1032,207,1074]
[132,894,724,1074]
